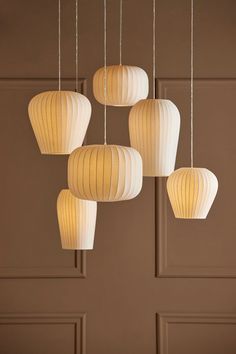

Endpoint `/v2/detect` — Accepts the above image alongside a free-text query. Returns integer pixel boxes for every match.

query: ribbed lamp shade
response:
[28,91,91,154]
[57,189,97,250]
[129,99,180,176]
[167,167,218,219]
[68,144,143,202]
[93,65,149,106]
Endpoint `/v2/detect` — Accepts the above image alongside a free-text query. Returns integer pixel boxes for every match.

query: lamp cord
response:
[58,0,61,91]
[153,0,156,99]
[119,0,123,65]
[75,0,79,92]
[104,0,107,145]
[190,0,194,167]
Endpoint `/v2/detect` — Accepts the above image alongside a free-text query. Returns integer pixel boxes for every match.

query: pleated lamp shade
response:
[93,65,149,106]
[68,144,143,202]
[167,167,218,219]
[57,189,97,250]
[129,99,180,177]
[28,91,91,154]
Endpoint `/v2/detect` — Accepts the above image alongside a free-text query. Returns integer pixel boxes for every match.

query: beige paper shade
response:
[57,189,97,250]
[68,144,143,202]
[28,91,91,154]
[93,65,149,106]
[129,99,180,177]
[167,167,218,219]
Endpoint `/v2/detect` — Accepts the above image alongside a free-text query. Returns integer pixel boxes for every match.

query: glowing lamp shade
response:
[57,189,97,250]
[68,144,143,202]
[28,91,91,154]
[93,65,149,106]
[167,167,218,219]
[129,99,180,177]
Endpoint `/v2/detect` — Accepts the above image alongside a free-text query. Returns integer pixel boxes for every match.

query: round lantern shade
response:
[93,65,149,106]
[57,189,97,250]
[129,99,180,177]
[28,91,91,154]
[167,167,218,219]
[68,144,143,202]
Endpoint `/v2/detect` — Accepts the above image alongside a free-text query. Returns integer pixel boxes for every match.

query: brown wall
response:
[1,1,236,354]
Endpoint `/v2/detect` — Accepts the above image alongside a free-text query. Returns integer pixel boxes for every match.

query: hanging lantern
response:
[57,189,97,250]
[68,144,143,202]
[28,91,91,155]
[129,99,180,176]
[93,65,149,106]
[167,167,218,219]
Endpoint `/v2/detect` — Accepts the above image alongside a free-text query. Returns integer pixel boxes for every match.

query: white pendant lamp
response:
[129,0,180,177]
[68,0,143,202]
[167,0,218,219]
[28,0,91,155]
[57,189,97,249]
[93,0,149,106]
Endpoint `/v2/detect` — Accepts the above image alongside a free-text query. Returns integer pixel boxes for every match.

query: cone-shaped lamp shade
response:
[68,144,143,202]
[167,167,218,219]
[129,99,180,176]
[28,91,91,154]
[57,189,97,250]
[93,65,149,106]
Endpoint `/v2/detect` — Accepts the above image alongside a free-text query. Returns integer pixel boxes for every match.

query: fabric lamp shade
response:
[57,189,97,250]
[129,99,180,177]
[68,144,143,202]
[93,65,149,106]
[28,91,91,154]
[167,167,218,219]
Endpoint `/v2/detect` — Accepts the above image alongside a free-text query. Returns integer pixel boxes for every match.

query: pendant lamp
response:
[167,0,218,219]
[68,0,143,202]
[28,0,91,155]
[93,0,149,106]
[129,0,180,176]
[57,189,97,249]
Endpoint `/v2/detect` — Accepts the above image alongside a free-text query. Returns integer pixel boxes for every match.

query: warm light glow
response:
[68,144,143,202]
[57,189,97,250]
[93,65,149,106]
[129,99,180,176]
[167,167,218,219]
[28,91,91,154]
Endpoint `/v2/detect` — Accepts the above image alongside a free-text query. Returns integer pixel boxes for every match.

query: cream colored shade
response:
[93,65,149,106]
[28,91,91,154]
[129,99,180,177]
[68,144,143,202]
[167,167,218,219]
[57,189,97,250]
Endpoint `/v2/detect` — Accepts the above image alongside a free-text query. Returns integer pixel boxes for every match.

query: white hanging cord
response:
[58,0,61,91]
[104,0,107,145]
[153,0,156,99]
[75,0,79,92]
[190,0,194,167]
[119,0,123,65]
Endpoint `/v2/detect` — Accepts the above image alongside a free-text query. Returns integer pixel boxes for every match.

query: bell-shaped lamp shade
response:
[28,91,91,154]
[68,144,143,202]
[129,99,180,176]
[93,65,149,106]
[57,189,97,250]
[167,167,218,219]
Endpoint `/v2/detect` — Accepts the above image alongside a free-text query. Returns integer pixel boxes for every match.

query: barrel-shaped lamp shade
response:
[129,99,180,176]
[57,189,97,250]
[68,144,143,202]
[28,91,91,154]
[93,65,149,106]
[167,167,218,219]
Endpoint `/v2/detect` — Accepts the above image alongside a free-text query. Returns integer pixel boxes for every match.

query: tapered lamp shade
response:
[68,144,143,202]
[93,65,149,106]
[129,99,180,176]
[57,189,97,250]
[28,91,91,154]
[167,167,218,219]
